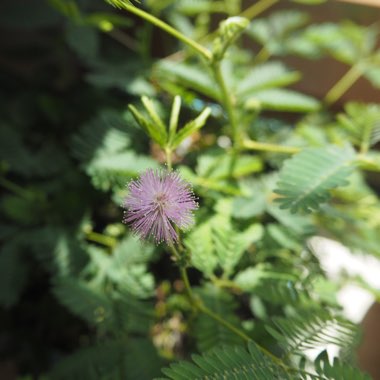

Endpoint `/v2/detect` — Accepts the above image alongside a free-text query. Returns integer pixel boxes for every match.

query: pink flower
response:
[123,169,198,244]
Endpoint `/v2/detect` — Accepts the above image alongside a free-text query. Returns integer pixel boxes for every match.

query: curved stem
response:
[108,1,212,61]
[324,65,362,106]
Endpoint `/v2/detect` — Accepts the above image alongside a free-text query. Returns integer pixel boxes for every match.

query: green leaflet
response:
[171,107,211,148]
[275,145,356,213]
[246,88,320,112]
[155,60,219,100]
[236,61,300,99]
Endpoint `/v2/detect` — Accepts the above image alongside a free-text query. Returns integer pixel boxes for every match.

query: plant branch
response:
[324,64,363,106]
[240,0,279,20]
[242,139,301,154]
[108,1,212,60]
[168,244,324,375]
[162,0,278,62]
[86,231,117,247]
[108,28,139,51]
[0,177,34,199]
[211,62,239,144]
[165,147,173,171]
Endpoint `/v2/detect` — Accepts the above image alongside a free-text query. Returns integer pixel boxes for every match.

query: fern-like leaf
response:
[185,216,262,277]
[266,310,359,357]
[336,102,380,150]
[275,145,355,213]
[160,342,291,379]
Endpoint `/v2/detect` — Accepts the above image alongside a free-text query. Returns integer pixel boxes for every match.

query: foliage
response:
[0,0,379,378]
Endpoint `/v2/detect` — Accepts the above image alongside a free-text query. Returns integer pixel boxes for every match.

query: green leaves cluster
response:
[129,95,211,150]
[2,0,380,379]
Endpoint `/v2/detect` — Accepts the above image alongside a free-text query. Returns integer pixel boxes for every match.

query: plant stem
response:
[165,148,173,171]
[211,61,240,178]
[108,28,138,51]
[110,1,212,61]
[169,244,321,375]
[242,139,301,154]
[240,0,279,20]
[324,65,362,106]
[86,231,117,248]
[198,303,251,342]
[0,177,34,199]
[211,62,239,145]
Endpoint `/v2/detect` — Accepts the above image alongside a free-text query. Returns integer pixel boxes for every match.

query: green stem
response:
[255,46,271,63]
[165,148,173,171]
[198,303,251,342]
[108,28,138,51]
[109,1,212,61]
[169,245,322,375]
[211,61,240,177]
[211,62,239,144]
[242,139,301,154]
[86,231,116,248]
[0,177,33,199]
[324,65,362,106]
[240,0,279,20]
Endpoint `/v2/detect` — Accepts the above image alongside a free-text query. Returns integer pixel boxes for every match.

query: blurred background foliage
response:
[0,0,380,379]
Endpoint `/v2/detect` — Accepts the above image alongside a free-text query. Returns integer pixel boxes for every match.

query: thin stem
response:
[240,0,279,20]
[0,177,33,199]
[255,46,271,63]
[242,139,301,154]
[161,0,278,63]
[211,61,240,178]
[108,28,138,51]
[212,62,239,144]
[179,267,197,304]
[198,303,251,342]
[86,231,117,248]
[111,1,212,61]
[169,244,321,374]
[165,148,173,171]
[324,65,362,106]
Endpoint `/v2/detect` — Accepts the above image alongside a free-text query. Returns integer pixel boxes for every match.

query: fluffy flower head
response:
[123,169,198,243]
